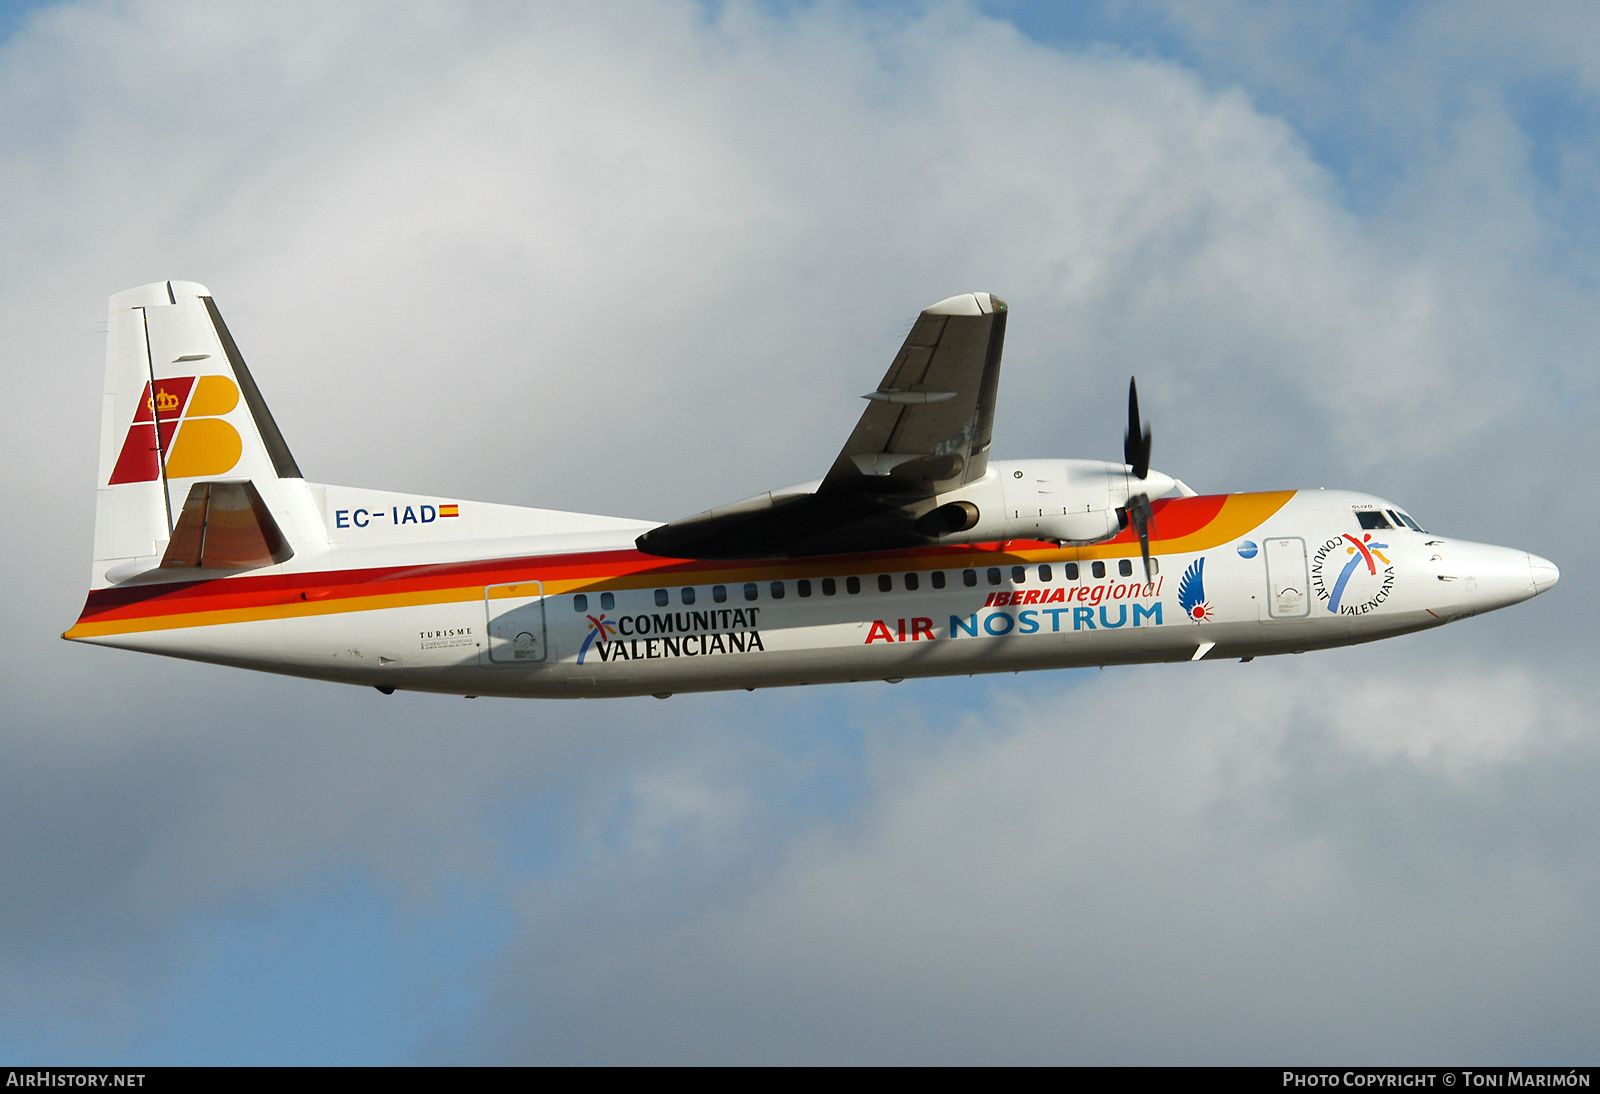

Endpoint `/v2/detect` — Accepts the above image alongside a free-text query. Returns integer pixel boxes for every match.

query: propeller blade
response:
[1129,493,1154,582]
[1124,376,1152,480]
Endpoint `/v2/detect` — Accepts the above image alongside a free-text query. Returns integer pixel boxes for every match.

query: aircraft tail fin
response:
[92,281,303,584]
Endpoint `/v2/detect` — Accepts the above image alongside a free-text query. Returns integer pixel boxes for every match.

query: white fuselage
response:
[69,467,1556,699]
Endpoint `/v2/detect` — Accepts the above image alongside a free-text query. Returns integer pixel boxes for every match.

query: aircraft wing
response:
[820,291,1007,494]
[636,293,1008,559]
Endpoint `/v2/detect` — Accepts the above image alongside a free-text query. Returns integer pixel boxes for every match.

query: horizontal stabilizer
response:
[161,481,293,571]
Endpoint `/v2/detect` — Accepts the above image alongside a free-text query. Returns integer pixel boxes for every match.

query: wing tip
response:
[924,292,1006,316]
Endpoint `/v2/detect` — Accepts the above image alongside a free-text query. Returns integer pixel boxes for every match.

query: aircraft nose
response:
[1528,553,1560,595]
[1432,542,1550,617]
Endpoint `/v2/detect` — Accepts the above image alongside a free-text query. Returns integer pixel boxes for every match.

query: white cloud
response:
[488,658,1600,1063]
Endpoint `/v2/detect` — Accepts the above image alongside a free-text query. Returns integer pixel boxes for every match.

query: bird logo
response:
[1177,558,1211,622]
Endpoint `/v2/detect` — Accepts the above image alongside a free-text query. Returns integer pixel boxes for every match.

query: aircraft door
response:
[1264,537,1310,618]
[485,581,548,663]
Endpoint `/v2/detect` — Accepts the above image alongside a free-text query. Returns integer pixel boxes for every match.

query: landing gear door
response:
[1264,537,1310,619]
[485,581,547,664]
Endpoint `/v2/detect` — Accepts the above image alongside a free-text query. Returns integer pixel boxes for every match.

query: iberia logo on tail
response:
[108,375,243,484]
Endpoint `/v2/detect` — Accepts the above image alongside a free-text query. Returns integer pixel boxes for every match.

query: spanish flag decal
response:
[439,504,459,518]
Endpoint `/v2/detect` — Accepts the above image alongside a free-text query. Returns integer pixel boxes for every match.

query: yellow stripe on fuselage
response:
[65,491,1295,639]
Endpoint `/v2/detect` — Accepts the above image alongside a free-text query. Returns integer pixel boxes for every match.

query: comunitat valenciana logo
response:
[109,375,243,484]
[1311,532,1395,615]
[578,613,618,663]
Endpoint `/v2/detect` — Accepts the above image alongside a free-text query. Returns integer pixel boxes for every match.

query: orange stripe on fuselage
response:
[1077,490,1291,558]
[64,492,1294,638]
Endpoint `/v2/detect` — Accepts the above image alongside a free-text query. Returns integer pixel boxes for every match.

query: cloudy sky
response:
[1,0,1595,1064]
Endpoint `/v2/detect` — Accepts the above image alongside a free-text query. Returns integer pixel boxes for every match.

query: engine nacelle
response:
[1036,507,1125,544]
[925,460,1177,546]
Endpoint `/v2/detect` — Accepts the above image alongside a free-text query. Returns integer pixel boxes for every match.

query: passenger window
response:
[931,571,946,589]
[1356,511,1392,530]
[600,592,615,611]
[744,582,759,601]
[1011,565,1026,583]
[987,567,1002,586]
[712,585,727,603]
[1038,564,1052,582]
[1148,558,1159,575]
[822,577,837,596]
[798,579,812,598]
[680,587,696,605]
[573,594,588,612]
[654,589,669,607]
[1118,559,1133,578]
[878,574,893,593]
[1091,561,1106,579]
[963,569,978,587]
[770,581,785,599]
[1064,562,1079,580]
[847,576,861,594]
[904,572,919,591]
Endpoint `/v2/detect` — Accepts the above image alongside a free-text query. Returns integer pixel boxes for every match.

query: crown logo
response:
[111,374,244,485]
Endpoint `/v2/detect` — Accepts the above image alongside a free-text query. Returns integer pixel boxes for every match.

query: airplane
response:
[64,282,1558,699]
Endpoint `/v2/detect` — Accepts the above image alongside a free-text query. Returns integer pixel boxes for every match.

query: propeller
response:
[1123,376,1155,581]
[1124,376,1151,480]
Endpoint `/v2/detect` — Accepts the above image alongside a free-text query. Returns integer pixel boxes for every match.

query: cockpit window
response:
[1356,511,1392,530]
[1396,511,1425,532]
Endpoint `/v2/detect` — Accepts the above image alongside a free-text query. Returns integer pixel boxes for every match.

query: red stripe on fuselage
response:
[72,494,1245,630]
